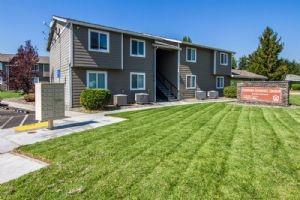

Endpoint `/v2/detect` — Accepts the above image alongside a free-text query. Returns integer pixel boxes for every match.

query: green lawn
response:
[0,103,299,199]
[290,94,300,106]
[0,91,22,99]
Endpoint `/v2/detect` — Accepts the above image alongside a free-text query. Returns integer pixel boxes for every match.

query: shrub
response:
[291,83,300,90]
[80,89,111,110]
[24,93,35,102]
[224,86,237,98]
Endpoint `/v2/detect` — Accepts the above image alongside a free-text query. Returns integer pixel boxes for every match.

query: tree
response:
[281,59,300,75]
[238,55,249,70]
[231,56,238,69]
[8,40,39,93]
[247,27,286,80]
[183,36,192,43]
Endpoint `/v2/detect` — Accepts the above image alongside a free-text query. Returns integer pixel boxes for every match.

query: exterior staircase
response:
[156,72,178,101]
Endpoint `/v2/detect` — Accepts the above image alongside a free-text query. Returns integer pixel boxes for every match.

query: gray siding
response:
[72,67,154,107]
[49,21,71,108]
[179,45,230,99]
[73,25,122,69]
[215,51,232,75]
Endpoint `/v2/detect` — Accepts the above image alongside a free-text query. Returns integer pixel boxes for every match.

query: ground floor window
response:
[87,71,107,89]
[32,77,39,84]
[0,76,2,84]
[216,76,224,89]
[130,72,145,90]
[186,75,196,89]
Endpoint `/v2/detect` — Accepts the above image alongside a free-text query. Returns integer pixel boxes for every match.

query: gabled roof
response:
[231,69,268,80]
[48,15,235,54]
[285,74,300,82]
[0,53,49,64]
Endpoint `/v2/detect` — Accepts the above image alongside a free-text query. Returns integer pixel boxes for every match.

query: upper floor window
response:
[216,76,224,89]
[220,52,228,65]
[32,65,39,71]
[88,29,109,53]
[43,64,50,72]
[186,75,196,89]
[87,71,107,89]
[130,72,145,90]
[0,62,3,70]
[186,47,196,62]
[130,38,145,57]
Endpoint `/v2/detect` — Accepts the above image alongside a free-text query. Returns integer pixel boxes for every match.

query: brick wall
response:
[237,81,290,107]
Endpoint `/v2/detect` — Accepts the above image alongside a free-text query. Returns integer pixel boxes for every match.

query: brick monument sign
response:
[237,81,289,107]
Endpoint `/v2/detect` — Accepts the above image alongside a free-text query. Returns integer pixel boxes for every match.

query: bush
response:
[80,89,111,110]
[224,86,237,98]
[24,93,35,102]
[291,83,300,90]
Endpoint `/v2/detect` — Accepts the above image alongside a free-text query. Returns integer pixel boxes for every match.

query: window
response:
[88,29,109,53]
[43,64,50,72]
[0,62,3,70]
[32,77,39,84]
[130,72,145,90]
[130,38,145,57]
[216,76,224,89]
[186,47,196,62]
[186,75,196,89]
[87,71,107,89]
[0,76,3,84]
[220,52,228,65]
[32,65,39,71]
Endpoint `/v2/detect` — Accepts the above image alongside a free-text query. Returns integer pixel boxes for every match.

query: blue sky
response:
[0,0,299,61]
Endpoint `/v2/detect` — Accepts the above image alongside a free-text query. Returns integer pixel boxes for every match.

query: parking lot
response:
[0,108,37,129]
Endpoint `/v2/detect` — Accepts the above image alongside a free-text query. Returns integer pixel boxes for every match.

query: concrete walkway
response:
[0,153,48,184]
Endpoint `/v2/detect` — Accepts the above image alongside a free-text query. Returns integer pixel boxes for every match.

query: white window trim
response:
[88,29,110,53]
[33,77,39,83]
[216,76,224,89]
[130,38,146,58]
[130,72,146,90]
[43,64,50,73]
[186,75,197,89]
[220,52,228,66]
[86,70,108,89]
[186,47,197,63]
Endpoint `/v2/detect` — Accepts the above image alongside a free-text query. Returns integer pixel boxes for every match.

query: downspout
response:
[177,43,181,100]
[213,50,217,75]
[153,46,157,102]
[121,33,123,70]
[69,22,73,108]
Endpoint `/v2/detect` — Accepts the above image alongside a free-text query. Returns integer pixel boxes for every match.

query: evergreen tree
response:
[182,36,192,43]
[231,56,238,69]
[248,27,286,80]
[238,55,249,70]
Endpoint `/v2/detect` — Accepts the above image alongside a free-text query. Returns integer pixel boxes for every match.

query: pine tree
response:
[248,27,287,80]
[183,36,192,43]
[231,56,238,69]
[238,55,249,70]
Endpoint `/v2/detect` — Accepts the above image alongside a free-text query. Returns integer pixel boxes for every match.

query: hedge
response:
[24,93,35,102]
[224,86,237,98]
[80,89,111,110]
[291,83,300,90]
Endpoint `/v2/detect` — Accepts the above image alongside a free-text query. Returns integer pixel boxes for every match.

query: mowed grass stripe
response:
[124,104,233,199]
[23,104,195,157]
[250,108,299,199]
[214,106,259,199]
[33,104,221,199]
[81,104,228,199]
[169,106,242,199]
[24,103,208,160]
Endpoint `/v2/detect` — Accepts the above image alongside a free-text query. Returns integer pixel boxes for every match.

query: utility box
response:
[208,90,219,99]
[113,94,128,106]
[135,93,149,104]
[35,83,65,122]
[195,90,206,100]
